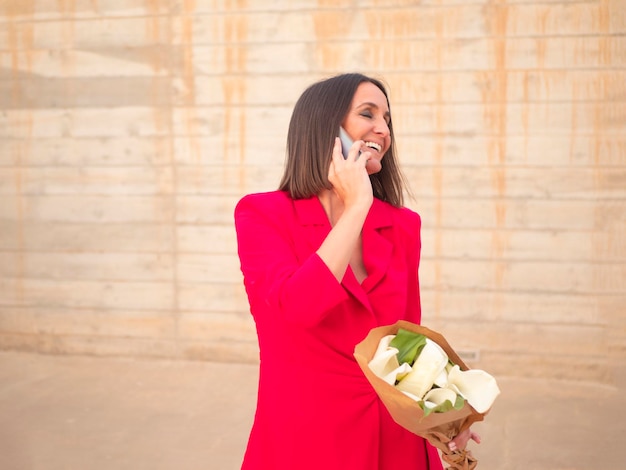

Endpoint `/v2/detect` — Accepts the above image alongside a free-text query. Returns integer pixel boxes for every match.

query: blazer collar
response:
[293,196,328,226]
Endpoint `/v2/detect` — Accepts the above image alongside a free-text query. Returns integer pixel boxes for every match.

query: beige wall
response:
[1,0,624,383]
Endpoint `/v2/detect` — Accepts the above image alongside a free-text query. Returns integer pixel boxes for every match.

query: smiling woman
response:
[234,73,478,470]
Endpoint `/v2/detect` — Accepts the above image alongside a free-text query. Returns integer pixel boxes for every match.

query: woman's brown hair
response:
[278,73,407,207]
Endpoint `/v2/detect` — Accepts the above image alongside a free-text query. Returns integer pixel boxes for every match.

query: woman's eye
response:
[360,112,373,118]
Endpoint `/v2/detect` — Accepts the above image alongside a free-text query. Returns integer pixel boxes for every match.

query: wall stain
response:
[4,0,36,304]
[521,71,530,161]
[145,0,165,73]
[56,0,76,138]
[179,0,200,165]
[430,11,446,319]
[485,0,510,314]
[312,10,349,69]
[569,79,580,166]
[219,0,248,192]
[145,0,175,198]
[145,0,171,141]
[591,0,620,348]
[56,0,76,51]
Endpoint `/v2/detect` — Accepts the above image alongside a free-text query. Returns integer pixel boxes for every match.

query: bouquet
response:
[354,321,500,470]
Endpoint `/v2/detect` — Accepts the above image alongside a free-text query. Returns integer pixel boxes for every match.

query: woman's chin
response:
[366,159,382,175]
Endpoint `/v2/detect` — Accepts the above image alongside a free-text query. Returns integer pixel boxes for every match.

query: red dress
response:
[234,191,443,470]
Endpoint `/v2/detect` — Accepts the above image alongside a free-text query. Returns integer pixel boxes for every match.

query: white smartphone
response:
[339,127,360,159]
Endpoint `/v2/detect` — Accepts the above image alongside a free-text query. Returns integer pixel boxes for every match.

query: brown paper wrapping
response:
[354,320,490,470]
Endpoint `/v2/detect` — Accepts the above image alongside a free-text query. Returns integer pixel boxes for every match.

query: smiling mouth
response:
[364,141,382,152]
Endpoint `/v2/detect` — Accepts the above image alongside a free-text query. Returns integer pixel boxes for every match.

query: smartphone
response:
[339,127,360,159]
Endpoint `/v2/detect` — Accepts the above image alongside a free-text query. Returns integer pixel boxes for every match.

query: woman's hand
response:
[328,137,373,211]
[315,138,373,283]
[447,428,481,452]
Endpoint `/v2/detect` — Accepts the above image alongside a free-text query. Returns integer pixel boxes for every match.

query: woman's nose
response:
[375,119,390,136]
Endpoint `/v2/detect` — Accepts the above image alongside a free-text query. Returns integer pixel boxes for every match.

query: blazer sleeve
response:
[234,193,350,328]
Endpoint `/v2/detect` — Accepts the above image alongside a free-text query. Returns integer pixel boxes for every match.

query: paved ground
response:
[0,351,624,470]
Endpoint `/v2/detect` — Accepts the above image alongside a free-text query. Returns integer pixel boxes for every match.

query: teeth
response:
[365,142,382,152]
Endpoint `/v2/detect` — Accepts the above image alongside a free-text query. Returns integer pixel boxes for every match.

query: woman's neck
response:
[317,189,344,227]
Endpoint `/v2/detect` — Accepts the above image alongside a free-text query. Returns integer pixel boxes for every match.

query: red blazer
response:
[235,190,442,470]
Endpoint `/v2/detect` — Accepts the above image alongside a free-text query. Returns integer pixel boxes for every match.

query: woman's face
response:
[341,82,392,175]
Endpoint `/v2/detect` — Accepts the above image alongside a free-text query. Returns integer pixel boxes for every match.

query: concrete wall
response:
[1,0,624,383]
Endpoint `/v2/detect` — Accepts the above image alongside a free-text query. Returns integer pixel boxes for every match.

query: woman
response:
[234,73,478,469]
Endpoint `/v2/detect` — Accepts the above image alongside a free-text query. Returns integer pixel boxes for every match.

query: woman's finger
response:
[447,429,481,451]
[331,137,343,163]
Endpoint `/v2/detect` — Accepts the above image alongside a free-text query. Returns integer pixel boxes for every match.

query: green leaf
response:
[389,328,428,365]
[454,394,465,410]
[420,395,466,417]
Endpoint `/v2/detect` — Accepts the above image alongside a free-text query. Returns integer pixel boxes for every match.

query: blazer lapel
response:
[361,199,394,293]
